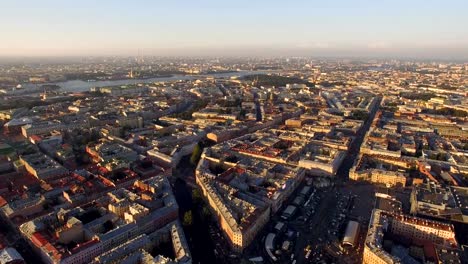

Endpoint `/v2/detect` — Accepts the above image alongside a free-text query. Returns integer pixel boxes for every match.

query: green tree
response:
[192,189,202,203]
[190,143,202,165]
[202,206,211,218]
[183,211,193,226]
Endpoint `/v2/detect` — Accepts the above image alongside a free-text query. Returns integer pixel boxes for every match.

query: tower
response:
[40,88,47,101]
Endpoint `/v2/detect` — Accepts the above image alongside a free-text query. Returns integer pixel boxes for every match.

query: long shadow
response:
[173,158,218,264]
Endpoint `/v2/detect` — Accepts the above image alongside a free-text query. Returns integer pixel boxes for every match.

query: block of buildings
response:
[19,153,68,180]
[195,147,305,252]
[363,209,462,264]
[18,175,182,264]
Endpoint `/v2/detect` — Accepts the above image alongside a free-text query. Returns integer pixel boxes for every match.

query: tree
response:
[190,143,202,165]
[243,74,315,87]
[199,206,211,222]
[192,189,202,203]
[433,107,467,117]
[349,110,369,121]
[183,211,193,226]
[202,206,211,218]
[400,92,435,101]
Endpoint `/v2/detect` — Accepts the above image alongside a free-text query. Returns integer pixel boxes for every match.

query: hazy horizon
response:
[1,0,467,59]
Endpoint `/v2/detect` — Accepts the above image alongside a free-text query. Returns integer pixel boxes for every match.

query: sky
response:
[1,0,467,59]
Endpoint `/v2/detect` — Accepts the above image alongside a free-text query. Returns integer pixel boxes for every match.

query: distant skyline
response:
[1,0,468,59]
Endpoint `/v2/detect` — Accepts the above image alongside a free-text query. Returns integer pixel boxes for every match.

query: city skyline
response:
[1,0,468,59]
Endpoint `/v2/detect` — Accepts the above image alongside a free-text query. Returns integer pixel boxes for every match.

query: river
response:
[20,71,263,93]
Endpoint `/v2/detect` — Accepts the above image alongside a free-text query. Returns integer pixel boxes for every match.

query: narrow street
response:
[336,96,382,180]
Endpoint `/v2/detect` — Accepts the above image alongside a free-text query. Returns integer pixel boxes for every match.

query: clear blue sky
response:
[1,0,467,58]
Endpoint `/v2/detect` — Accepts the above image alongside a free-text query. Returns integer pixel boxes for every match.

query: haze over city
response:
[1,0,468,59]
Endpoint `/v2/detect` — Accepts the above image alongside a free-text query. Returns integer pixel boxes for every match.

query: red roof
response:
[31,232,48,247]
[30,135,42,142]
[0,196,7,207]
[71,239,99,254]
